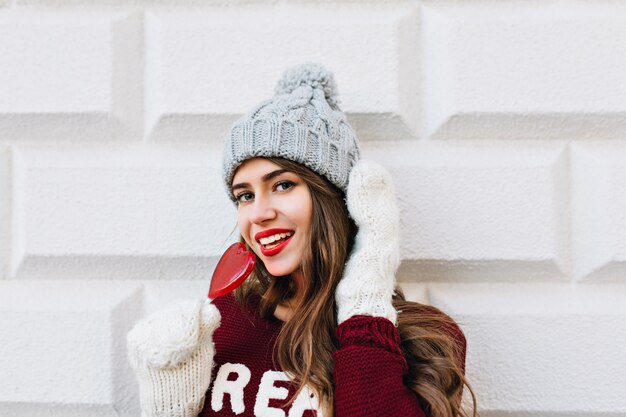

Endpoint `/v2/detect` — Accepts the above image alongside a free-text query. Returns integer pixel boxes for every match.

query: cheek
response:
[302,195,313,230]
[290,198,313,241]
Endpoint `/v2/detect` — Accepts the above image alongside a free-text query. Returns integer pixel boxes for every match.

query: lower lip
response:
[259,235,293,257]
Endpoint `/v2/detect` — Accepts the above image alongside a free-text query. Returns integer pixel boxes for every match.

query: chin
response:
[264,261,299,278]
[265,266,296,277]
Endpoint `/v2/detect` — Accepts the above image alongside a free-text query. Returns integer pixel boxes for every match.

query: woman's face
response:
[231,158,313,278]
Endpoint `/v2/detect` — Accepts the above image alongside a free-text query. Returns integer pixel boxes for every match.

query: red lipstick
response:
[254,228,295,257]
[254,228,294,242]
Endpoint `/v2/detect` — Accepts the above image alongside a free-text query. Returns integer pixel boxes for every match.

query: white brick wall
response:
[367,141,570,282]
[421,3,626,140]
[429,283,626,415]
[571,143,626,281]
[1,282,146,417]
[0,11,143,142]
[11,144,234,280]
[144,5,419,142]
[0,2,624,416]
[0,147,9,281]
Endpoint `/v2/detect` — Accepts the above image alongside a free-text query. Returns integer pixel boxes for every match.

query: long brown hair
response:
[234,157,478,417]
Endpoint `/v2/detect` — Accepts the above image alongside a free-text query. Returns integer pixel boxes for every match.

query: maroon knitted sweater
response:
[199,294,466,417]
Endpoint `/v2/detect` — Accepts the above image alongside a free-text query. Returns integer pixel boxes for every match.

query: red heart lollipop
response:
[208,242,256,299]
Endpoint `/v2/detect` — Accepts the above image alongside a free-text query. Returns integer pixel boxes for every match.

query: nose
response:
[249,194,277,224]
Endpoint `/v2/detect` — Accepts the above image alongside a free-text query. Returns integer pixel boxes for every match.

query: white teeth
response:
[259,231,294,245]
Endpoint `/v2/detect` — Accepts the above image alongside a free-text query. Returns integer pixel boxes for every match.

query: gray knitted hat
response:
[222,62,360,200]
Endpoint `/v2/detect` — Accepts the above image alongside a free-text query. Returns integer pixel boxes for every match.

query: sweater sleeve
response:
[333,315,427,417]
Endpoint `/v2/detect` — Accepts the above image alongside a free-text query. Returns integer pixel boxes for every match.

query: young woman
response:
[128,63,478,417]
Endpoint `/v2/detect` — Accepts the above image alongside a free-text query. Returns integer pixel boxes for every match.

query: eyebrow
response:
[231,169,290,193]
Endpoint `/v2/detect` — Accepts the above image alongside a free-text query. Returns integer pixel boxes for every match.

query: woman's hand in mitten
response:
[336,160,400,325]
[127,299,221,417]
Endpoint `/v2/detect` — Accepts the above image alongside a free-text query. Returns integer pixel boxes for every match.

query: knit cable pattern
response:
[222,62,360,198]
[127,299,221,417]
[336,160,400,325]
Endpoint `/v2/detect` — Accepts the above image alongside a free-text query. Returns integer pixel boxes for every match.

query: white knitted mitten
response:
[127,299,221,417]
[336,160,400,325]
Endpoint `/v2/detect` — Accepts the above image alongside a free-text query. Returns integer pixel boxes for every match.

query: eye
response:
[275,180,295,192]
[235,191,254,204]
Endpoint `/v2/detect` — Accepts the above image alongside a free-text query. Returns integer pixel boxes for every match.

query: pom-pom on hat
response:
[222,62,361,201]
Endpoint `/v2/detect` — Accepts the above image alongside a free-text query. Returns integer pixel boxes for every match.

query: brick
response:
[0,147,8,280]
[0,280,143,416]
[140,279,209,314]
[571,143,626,282]
[144,4,419,142]
[11,145,237,279]
[422,3,626,140]
[363,140,569,281]
[0,11,142,142]
[397,282,428,305]
[429,283,626,414]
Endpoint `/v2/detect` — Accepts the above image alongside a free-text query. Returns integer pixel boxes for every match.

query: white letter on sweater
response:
[254,370,290,417]
[211,363,252,414]
[288,385,323,417]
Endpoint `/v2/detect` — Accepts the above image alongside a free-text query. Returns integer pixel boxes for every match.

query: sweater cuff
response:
[336,315,404,357]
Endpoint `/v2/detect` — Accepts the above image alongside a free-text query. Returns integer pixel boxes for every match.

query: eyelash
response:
[234,180,295,204]
[275,180,295,192]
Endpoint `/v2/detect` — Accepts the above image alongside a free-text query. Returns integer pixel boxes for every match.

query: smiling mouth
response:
[258,233,294,256]
[258,231,294,248]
